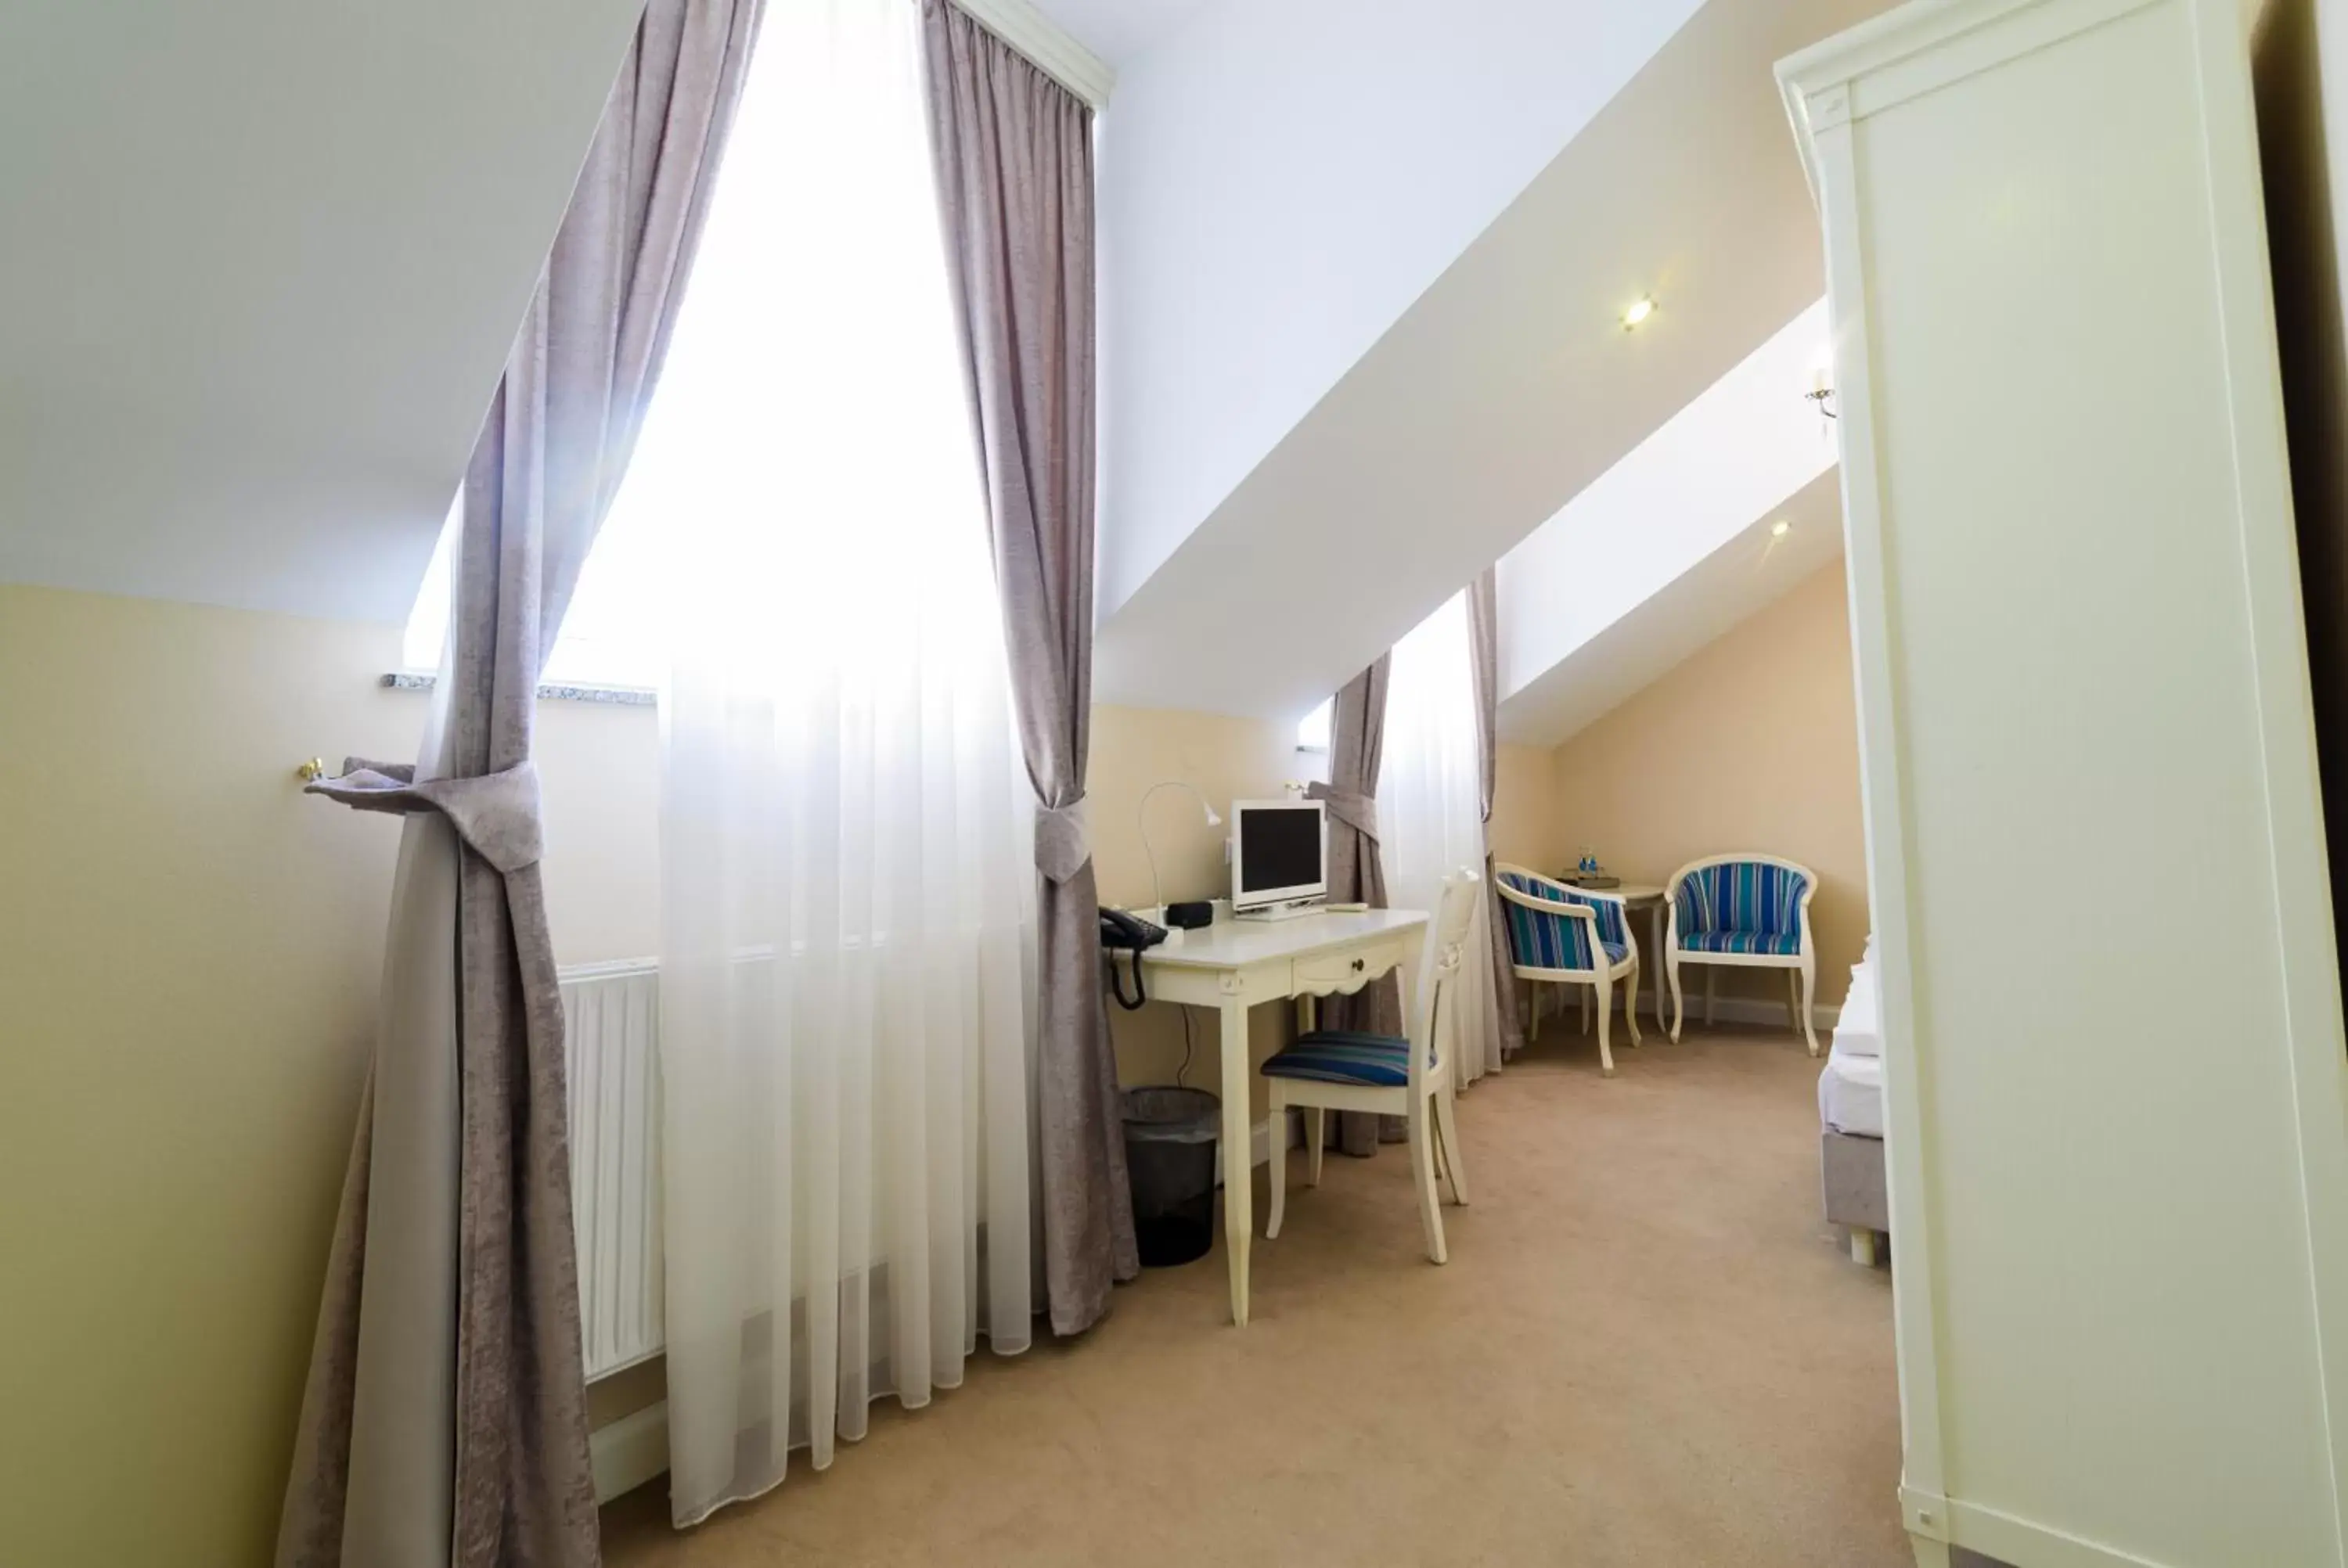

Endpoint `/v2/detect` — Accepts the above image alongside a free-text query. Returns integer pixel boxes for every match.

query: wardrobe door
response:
[1783,2,2348,1565]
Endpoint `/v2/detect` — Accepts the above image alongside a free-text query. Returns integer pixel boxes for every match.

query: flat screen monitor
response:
[1231,799,1327,911]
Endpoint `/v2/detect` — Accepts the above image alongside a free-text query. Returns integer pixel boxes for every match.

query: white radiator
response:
[560,959,664,1381]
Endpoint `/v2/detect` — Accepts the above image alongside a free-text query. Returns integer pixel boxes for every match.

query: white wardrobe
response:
[1782,2,2348,1566]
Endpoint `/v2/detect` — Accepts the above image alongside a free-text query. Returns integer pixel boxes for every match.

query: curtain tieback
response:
[1305,782,1378,842]
[1034,795,1091,884]
[306,757,546,875]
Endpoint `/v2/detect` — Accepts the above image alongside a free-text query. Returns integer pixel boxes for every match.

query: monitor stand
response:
[1234,897,1325,922]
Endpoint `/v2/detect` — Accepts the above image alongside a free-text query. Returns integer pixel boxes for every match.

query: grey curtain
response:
[275,5,760,1563]
[920,0,1136,1336]
[1309,657,1405,1156]
[1468,568,1524,1068]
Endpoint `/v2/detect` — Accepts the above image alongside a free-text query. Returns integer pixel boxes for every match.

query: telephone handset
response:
[1100,907,1168,1010]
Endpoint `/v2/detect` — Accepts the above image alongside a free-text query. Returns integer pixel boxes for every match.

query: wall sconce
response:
[1806,362,1838,421]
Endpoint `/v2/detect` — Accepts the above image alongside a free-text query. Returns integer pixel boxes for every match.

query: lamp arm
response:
[1138,780,1223,915]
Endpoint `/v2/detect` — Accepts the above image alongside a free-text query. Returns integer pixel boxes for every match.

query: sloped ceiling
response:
[1498,469,1844,745]
[1094,0,1891,720]
[0,0,648,621]
[1495,299,1838,746]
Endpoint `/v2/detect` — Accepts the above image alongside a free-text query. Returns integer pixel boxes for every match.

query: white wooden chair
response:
[1493,864,1642,1077]
[1263,869,1481,1264]
[1663,853,1821,1055]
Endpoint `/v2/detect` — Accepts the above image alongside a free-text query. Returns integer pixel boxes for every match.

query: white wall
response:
[0,0,647,622]
[1094,0,1704,620]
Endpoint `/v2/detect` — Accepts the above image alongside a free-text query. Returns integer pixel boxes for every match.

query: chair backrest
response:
[1413,869,1483,1084]
[1668,854,1816,938]
[1493,864,1614,974]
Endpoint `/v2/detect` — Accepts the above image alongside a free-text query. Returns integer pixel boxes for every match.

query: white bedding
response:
[1819,1045,1885,1138]
[1834,937,1879,1057]
[1819,940,1884,1138]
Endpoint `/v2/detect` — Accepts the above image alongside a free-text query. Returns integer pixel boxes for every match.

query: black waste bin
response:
[1121,1085,1219,1268]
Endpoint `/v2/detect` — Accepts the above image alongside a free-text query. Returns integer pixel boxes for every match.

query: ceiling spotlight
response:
[1622,296,1657,329]
[1770,520,1792,538]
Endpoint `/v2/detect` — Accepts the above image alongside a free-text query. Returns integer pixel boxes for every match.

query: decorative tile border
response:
[381,672,656,707]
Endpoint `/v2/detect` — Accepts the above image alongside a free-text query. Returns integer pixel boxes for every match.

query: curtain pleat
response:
[920,0,1136,1335]
[650,0,1035,1523]
[275,5,760,1562]
[1311,658,1405,1155]
[1468,568,1525,1064]
[1379,592,1501,1086]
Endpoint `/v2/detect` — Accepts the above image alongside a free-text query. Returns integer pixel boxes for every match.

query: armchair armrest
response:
[1495,879,1598,920]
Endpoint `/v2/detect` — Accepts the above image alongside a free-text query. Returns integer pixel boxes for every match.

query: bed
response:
[1819,941,1888,1265]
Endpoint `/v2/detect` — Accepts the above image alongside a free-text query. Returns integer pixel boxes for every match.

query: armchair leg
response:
[1580,986,1590,1036]
[1624,962,1643,1045]
[1799,955,1820,1056]
[1667,953,1685,1043]
[1595,971,1617,1077]
[1306,1106,1325,1187]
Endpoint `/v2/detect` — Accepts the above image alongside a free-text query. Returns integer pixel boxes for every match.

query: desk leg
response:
[1219,994,1253,1325]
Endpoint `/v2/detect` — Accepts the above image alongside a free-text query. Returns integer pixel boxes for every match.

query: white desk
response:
[1135,908,1428,1325]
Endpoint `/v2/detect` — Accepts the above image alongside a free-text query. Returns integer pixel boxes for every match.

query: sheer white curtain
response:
[625,0,1036,1527]
[1377,592,1503,1082]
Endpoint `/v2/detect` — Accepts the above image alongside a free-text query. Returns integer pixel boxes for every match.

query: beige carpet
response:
[601,1022,1908,1566]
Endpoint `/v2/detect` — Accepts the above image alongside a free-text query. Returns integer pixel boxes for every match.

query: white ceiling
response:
[1094,0,1892,719]
[0,0,647,621]
[1032,0,1212,66]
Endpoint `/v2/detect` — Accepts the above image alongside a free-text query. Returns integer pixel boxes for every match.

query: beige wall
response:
[0,583,1554,1558]
[1086,706,1558,1109]
[1540,563,1870,1005]
[1489,740,1561,872]
[0,585,421,1566]
[1088,704,1306,1114]
[0,586,668,1563]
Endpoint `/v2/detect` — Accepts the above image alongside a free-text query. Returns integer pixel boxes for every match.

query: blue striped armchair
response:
[1493,864,1641,1077]
[1663,854,1820,1054]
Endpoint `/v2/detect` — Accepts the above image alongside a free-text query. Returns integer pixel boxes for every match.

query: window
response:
[400,470,693,692]
[1297,696,1332,751]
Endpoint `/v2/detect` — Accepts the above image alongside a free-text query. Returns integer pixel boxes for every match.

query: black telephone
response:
[1100,907,1167,1010]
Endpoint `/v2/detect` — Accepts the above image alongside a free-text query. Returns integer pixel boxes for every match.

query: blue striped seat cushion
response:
[1679,929,1802,956]
[1262,1029,1424,1088]
[1496,870,1627,974]
[1675,861,1809,955]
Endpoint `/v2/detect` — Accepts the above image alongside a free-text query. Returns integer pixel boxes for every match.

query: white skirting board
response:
[1251,1113,1299,1169]
[1535,991,1844,1034]
[1680,995,1844,1031]
[591,1399,671,1505]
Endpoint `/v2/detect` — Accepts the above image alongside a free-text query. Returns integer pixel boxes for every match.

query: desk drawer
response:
[1291,937,1409,996]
